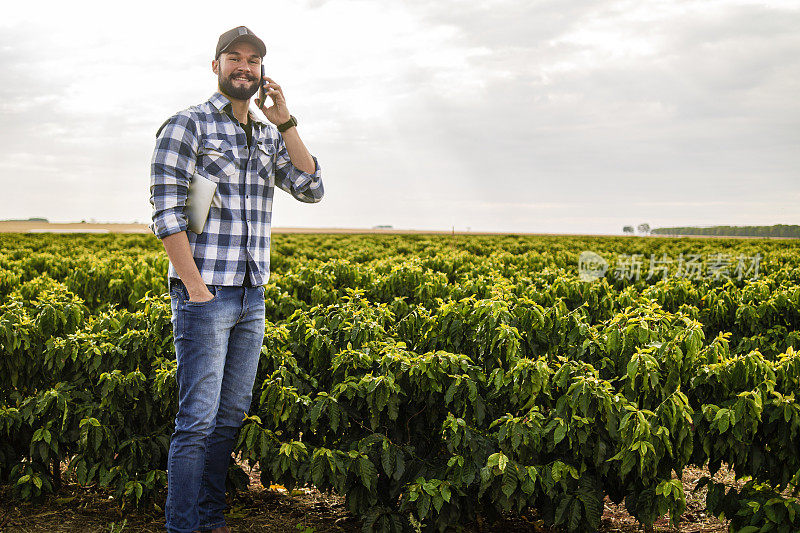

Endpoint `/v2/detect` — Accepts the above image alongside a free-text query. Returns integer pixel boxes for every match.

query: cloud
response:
[0,0,797,232]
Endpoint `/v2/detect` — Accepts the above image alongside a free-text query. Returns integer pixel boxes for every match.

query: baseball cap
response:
[215,26,267,59]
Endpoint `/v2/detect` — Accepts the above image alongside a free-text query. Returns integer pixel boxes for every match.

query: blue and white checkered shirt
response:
[149,92,323,286]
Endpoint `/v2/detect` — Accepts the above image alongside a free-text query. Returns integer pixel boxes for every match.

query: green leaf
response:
[77,460,87,485]
[432,494,444,513]
[312,452,327,486]
[554,495,571,525]
[440,484,451,503]
[498,453,508,472]
[718,413,729,434]
[501,470,517,499]
[487,452,500,469]
[569,500,582,531]
[554,422,567,445]
[444,380,458,405]
[621,452,635,476]
[763,503,779,523]
[381,440,395,477]
[627,356,640,383]
[358,456,377,492]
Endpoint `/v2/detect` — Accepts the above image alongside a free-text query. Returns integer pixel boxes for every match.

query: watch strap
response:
[277,115,297,133]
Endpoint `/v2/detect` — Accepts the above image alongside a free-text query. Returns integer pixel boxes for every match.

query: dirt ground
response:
[0,460,731,533]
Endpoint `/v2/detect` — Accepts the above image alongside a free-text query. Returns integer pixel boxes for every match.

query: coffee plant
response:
[1,233,799,531]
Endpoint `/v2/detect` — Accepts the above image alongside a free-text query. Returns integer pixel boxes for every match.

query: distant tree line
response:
[622,224,650,235]
[650,224,800,238]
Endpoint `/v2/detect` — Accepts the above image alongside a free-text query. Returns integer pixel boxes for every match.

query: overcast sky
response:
[1,0,798,234]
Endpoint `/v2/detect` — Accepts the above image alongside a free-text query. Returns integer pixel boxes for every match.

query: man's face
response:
[213,41,262,101]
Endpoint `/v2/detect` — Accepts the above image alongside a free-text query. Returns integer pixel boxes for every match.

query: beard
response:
[218,71,260,100]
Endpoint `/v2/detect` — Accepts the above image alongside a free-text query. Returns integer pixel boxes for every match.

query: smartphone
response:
[258,64,266,109]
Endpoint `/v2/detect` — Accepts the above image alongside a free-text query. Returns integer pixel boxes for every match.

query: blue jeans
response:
[165,278,265,533]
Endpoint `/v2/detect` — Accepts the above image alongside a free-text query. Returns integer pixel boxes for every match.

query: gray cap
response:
[215,26,266,59]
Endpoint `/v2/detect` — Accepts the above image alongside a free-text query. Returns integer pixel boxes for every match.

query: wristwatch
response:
[277,115,298,133]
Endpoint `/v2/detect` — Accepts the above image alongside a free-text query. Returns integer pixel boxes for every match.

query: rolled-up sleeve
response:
[149,112,199,239]
[273,133,324,203]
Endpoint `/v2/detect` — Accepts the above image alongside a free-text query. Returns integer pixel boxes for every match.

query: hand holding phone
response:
[256,70,291,126]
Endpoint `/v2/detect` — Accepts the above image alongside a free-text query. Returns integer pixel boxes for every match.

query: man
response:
[149,26,323,533]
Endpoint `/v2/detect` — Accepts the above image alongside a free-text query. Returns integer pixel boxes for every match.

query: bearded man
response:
[149,26,323,533]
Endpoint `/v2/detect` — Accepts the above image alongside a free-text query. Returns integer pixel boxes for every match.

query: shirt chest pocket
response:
[197,138,238,181]
[256,141,276,180]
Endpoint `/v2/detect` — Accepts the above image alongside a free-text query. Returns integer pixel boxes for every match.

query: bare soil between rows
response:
[0,460,733,533]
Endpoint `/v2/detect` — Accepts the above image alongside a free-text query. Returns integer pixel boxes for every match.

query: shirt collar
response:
[208,91,266,126]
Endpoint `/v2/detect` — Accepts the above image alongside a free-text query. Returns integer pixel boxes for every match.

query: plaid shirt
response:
[149,92,323,286]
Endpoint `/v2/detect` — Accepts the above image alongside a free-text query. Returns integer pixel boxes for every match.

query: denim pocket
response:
[185,284,217,306]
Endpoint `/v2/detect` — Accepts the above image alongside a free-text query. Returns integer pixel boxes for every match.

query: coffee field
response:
[1,233,799,532]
